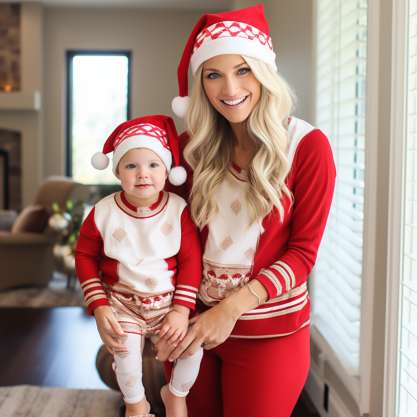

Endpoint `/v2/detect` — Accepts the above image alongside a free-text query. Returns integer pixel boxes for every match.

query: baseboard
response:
[305,365,360,417]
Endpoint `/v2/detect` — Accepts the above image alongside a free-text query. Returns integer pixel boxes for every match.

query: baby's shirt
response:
[75,191,202,315]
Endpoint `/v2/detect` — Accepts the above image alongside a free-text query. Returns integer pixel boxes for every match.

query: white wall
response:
[43,7,203,177]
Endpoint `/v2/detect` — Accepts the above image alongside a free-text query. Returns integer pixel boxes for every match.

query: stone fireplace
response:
[0,4,21,92]
[0,3,43,206]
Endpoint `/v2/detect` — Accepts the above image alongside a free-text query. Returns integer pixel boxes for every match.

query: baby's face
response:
[117,148,167,207]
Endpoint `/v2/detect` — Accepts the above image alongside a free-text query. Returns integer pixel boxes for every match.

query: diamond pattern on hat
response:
[113,123,170,150]
[194,21,273,52]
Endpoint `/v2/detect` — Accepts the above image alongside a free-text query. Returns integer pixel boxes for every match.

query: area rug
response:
[0,385,121,417]
[0,273,84,308]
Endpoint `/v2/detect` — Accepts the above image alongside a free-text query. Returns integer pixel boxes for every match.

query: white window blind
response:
[312,0,367,376]
[398,1,417,415]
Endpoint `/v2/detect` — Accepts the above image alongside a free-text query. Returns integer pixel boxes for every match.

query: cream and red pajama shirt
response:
[177,116,336,339]
[75,190,202,315]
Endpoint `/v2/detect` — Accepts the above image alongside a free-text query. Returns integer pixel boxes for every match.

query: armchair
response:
[0,177,86,290]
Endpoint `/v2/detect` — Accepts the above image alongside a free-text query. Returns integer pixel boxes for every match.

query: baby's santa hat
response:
[91,114,187,186]
[172,4,277,118]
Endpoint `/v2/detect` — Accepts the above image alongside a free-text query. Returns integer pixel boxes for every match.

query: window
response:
[312,0,367,376]
[66,51,131,185]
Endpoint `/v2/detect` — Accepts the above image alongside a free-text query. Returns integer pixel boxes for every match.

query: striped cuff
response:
[256,261,296,299]
[80,277,109,315]
[173,284,198,310]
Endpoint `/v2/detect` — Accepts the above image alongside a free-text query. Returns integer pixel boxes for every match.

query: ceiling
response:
[0,0,232,10]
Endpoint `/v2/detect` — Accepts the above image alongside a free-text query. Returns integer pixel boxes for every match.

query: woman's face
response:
[202,54,261,125]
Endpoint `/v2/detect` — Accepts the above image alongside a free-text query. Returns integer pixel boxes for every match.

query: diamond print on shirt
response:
[145,278,157,290]
[221,236,234,250]
[112,228,126,242]
[230,199,242,215]
[244,247,255,259]
[161,223,174,235]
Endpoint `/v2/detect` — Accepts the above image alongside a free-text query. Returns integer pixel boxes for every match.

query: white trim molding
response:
[358,0,380,413]
[383,0,409,416]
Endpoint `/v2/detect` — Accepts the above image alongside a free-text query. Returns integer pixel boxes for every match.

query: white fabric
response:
[112,135,173,174]
[113,333,145,404]
[190,36,277,73]
[114,334,203,403]
[287,117,316,166]
[94,193,186,295]
[169,347,204,397]
[204,171,263,267]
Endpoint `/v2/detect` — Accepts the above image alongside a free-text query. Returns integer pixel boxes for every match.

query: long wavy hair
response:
[183,55,296,229]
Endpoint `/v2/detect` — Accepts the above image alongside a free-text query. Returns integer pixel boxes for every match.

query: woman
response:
[156,4,336,417]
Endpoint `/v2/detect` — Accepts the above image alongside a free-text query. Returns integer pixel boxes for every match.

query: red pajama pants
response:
[186,325,310,417]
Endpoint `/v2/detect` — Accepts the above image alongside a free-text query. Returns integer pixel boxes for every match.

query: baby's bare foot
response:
[125,398,153,417]
[161,385,188,417]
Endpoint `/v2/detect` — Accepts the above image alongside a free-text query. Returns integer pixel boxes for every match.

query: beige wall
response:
[234,0,313,121]
[43,7,203,177]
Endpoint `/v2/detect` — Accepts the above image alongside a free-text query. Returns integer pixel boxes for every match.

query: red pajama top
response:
[176,117,336,338]
[75,191,202,315]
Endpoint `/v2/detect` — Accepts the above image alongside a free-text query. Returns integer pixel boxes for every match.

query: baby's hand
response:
[158,305,190,344]
[94,305,127,354]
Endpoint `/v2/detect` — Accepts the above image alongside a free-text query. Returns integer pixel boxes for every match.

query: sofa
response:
[0,177,86,290]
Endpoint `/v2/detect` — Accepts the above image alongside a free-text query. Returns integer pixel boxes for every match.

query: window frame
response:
[308,0,380,414]
[383,0,410,415]
[65,50,132,180]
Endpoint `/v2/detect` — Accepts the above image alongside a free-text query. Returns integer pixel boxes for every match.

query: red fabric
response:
[254,129,335,301]
[173,207,202,310]
[164,325,310,417]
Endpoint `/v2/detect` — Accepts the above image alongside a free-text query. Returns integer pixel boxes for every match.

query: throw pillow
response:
[11,205,49,234]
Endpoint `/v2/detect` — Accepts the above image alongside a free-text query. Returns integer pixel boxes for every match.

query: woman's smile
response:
[220,95,249,107]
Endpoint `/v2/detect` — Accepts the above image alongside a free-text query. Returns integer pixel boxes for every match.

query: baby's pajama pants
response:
[108,288,203,404]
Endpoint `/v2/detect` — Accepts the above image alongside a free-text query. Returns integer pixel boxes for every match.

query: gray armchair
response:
[0,177,86,290]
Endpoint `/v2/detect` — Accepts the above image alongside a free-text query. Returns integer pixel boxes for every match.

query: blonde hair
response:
[184,55,296,229]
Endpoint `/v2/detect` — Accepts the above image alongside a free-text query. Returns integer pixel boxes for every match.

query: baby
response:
[75,115,203,417]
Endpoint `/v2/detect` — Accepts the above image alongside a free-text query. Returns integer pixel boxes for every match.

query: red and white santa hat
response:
[91,114,187,186]
[172,4,277,118]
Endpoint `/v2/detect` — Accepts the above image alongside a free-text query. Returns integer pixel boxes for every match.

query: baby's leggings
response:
[114,333,203,404]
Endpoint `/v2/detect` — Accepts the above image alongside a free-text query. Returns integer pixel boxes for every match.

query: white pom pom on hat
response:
[171,96,191,119]
[91,152,109,170]
[168,166,187,186]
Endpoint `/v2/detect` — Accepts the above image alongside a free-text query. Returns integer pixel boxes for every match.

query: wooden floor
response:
[0,307,320,416]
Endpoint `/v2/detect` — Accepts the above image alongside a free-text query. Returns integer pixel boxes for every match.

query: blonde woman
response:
[155,5,336,417]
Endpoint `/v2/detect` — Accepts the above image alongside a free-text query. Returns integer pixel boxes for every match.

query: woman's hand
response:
[167,301,240,362]
[94,305,127,354]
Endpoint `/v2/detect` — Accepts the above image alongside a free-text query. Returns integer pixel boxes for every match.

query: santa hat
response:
[172,4,277,118]
[91,115,187,186]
